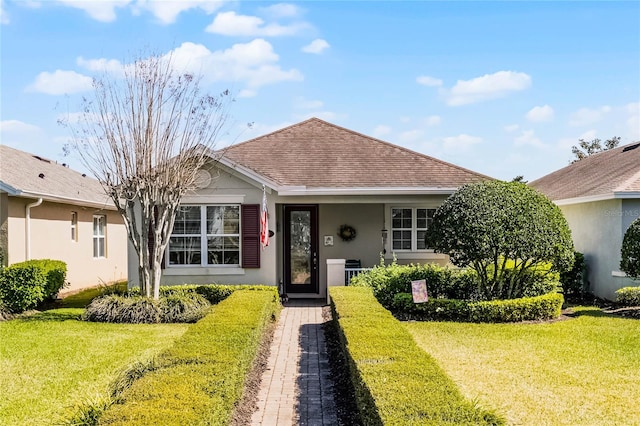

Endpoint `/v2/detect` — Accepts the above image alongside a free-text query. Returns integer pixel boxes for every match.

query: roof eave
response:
[276,187,459,196]
[554,191,640,206]
[0,181,20,195]
[11,190,117,210]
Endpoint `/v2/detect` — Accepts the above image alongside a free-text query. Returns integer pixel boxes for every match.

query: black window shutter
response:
[241,204,260,268]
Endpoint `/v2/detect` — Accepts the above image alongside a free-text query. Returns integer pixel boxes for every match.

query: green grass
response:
[99,289,280,425]
[405,307,640,425]
[330,286,503,425]
[0,283,188,425]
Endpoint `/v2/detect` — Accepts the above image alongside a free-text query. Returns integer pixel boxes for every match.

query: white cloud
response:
[133,0,224,24]
[302,39,329,54]
[54,0,132,23]
[372,125,392,138]
[77,56,124,74]
[26,70,93,95]
[1,0,9,25]
[416,75,443,87]
[294,97,323,109]
[0,120,47,149]
[514,130,545,148]
[168,40,303,89]
[399,129,424,142]
[446,71,532,106]
[526,104,554,123]
[205,11,308,36]
[442,134,482,152]
[504,124,519,132]
[238,89,257,98]
[260,3,301,18]
[424,115,441,126]
[569,105,611,127]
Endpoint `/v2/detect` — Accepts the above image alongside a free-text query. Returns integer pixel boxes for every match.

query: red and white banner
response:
[261,186,270,249]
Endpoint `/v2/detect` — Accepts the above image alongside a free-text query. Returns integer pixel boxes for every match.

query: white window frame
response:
[93,215,106,258]
[390,207,436,252]
[71,211,78,242]
[167,204,241,268]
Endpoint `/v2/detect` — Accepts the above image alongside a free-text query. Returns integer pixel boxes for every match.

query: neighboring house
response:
[128,118,492,299]
[0,145,127,294]
[531,142,640,300]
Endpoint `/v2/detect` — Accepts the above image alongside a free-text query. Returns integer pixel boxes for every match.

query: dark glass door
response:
[284,205,319,294]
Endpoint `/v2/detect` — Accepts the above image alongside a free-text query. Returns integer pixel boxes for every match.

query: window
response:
[391,207,436,251]
[71,211,78,242]
[169,205,240,266]
[93,215,106,258]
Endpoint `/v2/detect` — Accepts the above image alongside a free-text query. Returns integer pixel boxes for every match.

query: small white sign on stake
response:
[411,279,429,303]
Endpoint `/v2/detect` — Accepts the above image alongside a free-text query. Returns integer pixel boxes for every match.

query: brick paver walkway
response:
[250,299,338,426]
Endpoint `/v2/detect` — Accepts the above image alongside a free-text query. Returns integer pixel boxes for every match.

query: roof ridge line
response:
[616,167,640,192]
[221,118,318,151]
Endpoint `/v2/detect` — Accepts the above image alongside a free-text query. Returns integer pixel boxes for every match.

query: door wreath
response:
[338,224,357,242]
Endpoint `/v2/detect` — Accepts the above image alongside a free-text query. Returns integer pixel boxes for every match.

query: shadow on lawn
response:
[17,309,82,322]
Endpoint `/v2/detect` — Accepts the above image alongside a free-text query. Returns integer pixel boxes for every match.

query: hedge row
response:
[390,292,564,323]
[350,262,559,308]
[93,288,279,425]
[0,259,67,313]
[615,287,640,307]
[330,286,504,425]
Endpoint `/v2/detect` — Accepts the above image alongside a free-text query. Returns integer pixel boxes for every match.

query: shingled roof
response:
[530,141,640,203]
[218,118,492,194]
[0,145,113,209]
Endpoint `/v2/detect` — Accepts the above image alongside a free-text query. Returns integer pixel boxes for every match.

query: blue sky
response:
[1,1,638,181]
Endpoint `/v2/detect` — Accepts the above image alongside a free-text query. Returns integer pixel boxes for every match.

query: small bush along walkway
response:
[330,286,504,425]
[406,307,640,425]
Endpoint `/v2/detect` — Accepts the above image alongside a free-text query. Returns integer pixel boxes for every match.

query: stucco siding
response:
[561,199,638,300]
[6,198,127,293]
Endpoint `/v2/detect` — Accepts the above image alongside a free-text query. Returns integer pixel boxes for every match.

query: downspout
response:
[25,198,43,260]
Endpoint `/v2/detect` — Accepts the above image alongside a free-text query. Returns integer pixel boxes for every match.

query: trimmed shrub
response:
[330,286,504,425]
[97,289,279,425]
[0,264,47,312]
[24,259,67,300]
[83,293,210,324]
[351,261,559,307]
[426,181,574,299]
[0,300,13,321]
[390,292,563,323]
[620,217,640,280]
[615,287,640,307]
[158,293,210,323]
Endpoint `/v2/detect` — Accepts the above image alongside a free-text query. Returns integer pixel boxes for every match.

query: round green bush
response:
[620,217,640,280]
[0,264,47,313]
[615,287,640,307]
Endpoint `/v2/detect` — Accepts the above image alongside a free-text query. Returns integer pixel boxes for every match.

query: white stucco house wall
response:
[0,145,128,293]
[127,118,494,299]
[531,142,640,300]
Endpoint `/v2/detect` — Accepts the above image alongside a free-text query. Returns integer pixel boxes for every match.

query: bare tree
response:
[67,52,231,299]
[571,136,621,163]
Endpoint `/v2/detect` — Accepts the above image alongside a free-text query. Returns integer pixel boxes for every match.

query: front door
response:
[284,205,319,294]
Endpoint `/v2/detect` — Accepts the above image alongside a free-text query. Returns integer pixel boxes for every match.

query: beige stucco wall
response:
[561,198,640,300]
[6,197,127,293]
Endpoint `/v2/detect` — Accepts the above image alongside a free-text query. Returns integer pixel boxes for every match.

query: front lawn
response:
[405,307,640,425]
[0,288,188,425]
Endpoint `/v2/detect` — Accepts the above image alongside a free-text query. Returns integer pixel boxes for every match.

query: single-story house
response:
[0,145,128,294]
[127,118,493,299]
[530,142,640,300]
